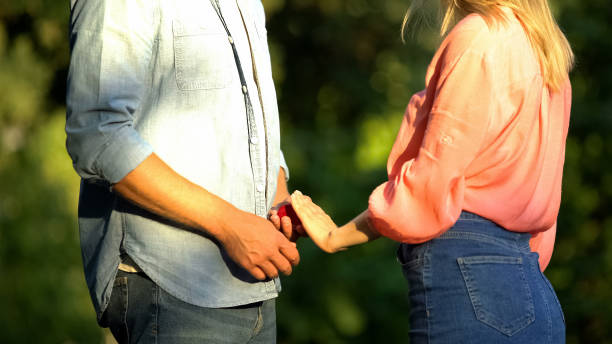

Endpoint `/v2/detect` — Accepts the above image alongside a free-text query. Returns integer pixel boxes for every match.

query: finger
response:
[295,224,306,237]
[292,196,315,223]
[293,190,310,203]
[295,192,314,211]
[292,190,304,201]
[258,261,279,279]
[271,252,293,276]
[269,214,281,230]
[280,216,293,238]
[291,191,305,212]
[280,243,300,266]
[294,196,315,217]
[249,266,267,281]
[306,200,326,217]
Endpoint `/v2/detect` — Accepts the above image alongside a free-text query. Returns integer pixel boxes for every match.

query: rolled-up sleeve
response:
[65,0,156,184]
[368,45,497,243]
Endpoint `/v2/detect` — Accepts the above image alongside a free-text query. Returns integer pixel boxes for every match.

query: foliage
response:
[0,0,610,343]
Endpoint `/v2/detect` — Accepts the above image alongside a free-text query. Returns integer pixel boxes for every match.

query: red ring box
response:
[277,204,302,227]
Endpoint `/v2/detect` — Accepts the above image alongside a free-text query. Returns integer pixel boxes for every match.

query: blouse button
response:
[440,135,453,145]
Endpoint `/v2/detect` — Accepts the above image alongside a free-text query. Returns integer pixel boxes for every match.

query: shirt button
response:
[242,85,248,94]
[256,184,265,193]
[440,135,453,145]
[250,137,259,145]
[228,36,234,44]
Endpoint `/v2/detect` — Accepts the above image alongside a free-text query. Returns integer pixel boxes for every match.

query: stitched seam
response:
[124,280,130,344]
[246,304,264,343]
[255,304,264,336]
[543,272,565,326]
[457,218,491,223]
[149,278,157,344]
[536,261,553,343]
[458,256,535,336]
[437,231,526,251]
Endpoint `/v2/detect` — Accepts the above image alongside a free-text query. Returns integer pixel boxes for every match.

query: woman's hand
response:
[290,190,341,253]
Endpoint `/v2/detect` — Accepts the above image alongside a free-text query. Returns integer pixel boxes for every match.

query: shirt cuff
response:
[95,125,154,184]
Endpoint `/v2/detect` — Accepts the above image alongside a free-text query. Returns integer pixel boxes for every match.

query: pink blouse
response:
[368,12,572,270]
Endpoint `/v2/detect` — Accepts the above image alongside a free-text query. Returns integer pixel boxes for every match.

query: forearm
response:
[328,210,381,252]
[112,153,238,241]
[113,153,300,280]
[272,168,290,206]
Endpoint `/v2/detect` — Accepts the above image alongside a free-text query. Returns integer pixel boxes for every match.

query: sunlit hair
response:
[403,0,574,91]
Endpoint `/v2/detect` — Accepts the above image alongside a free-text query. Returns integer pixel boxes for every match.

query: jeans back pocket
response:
[457,255,535,336]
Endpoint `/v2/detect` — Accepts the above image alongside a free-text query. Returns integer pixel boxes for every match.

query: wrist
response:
[326,227,344,253]
[272,193,290,209]
[201,201,242,244]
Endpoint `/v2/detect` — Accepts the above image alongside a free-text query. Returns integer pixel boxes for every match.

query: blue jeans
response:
[398,211,565,343]
[100,270,276,343]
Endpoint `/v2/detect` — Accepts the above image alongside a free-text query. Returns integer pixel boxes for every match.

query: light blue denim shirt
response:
[66,0,288,319]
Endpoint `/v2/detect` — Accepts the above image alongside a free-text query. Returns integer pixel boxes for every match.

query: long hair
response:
[403,0,574,91]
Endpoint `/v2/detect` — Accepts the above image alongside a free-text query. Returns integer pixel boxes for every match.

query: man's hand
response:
[112,154,300,281]
[269,169,305,242]
[219,208,301,280]
[269,198,305,242]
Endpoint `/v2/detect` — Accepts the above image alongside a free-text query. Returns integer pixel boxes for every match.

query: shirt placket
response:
[210,0,267,217]
[244,91,267,217]
[234,0,281,294]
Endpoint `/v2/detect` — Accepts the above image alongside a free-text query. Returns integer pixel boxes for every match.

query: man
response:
[65,0,299,342]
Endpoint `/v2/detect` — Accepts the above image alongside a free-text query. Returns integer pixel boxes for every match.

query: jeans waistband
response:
[436,211,532,252]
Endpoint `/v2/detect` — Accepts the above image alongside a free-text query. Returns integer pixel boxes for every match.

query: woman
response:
[287,0,572,342]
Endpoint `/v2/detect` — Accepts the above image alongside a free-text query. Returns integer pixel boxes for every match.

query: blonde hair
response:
[403,0,574,91]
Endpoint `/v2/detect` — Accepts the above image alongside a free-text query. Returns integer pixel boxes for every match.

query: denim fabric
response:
[101,270,276,344]
[66,0,288,320]
[398,212,565,343]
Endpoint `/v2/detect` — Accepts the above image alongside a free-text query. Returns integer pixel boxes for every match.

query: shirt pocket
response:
[172,19,234,91]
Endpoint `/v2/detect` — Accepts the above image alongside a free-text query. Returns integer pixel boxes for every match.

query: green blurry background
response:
[0,0,610,342]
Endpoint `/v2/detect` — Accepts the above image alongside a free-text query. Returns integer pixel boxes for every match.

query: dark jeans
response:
[100,270,276,344]
[398,211,565,343]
